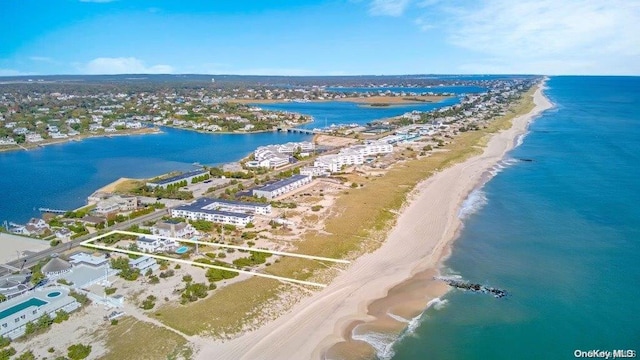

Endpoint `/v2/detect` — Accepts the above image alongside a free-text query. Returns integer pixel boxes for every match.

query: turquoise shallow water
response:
[389,77,640,359]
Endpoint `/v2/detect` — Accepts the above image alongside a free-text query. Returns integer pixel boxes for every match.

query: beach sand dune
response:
[196,83,553,360]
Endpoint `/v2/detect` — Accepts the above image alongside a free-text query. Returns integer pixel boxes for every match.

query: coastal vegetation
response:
[66,343,91,360]
[154,85,536,337]
[100,317,191,360]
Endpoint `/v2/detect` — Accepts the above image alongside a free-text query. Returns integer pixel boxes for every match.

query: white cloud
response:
[422,0,640,74]
[29,56,55,63]
[0,69,34,76]
[81,57,174,75]
[369,0,411,16]
[414,17,433,32]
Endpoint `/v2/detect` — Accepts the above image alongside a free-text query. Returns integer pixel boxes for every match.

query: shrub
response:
[67,344,91,360]
[53,310,69,324]
[140,298,155,310]
[159,269,174,278]
[104,287,117,296]
[69,291,91,306]
[0,347,16,360]
[311,205,323,212]
[16,350,35,360]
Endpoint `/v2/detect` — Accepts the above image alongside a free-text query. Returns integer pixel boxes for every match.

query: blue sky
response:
[1,0,639,76]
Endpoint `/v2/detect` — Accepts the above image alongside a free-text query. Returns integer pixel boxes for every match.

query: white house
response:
[25,133,44,143]
[151,220,197,239]
[300,166,330,177]
[55,228,73,242]
[0,137,17,145]
[136,237,178,253]
[129,256,159,272]
[314,149,364,173]
[95,196,138,215]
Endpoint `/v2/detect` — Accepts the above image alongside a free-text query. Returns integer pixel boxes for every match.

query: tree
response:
[0,336,10,348]
[67,344,91,360]
[30,270,45,285]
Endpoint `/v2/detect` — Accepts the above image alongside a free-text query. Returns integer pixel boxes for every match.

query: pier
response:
[276,127,318,135]
[38,207,68,214]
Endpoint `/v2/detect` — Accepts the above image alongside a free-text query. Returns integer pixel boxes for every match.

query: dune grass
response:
[101,317,192,360]
[155,87,536,337]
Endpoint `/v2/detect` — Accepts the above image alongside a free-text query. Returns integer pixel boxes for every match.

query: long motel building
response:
[252,174,312,200]
[313,141,393,174]
[171,199,254,227]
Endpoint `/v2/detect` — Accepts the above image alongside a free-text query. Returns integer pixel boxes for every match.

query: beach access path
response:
[194,83,553,360]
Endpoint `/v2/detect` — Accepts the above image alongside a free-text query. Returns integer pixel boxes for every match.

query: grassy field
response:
[155,87,536,337]
[114,179,145,193]
[158,278,282,336]
[100,317,192,360]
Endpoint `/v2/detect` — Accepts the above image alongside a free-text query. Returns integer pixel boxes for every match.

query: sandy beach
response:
[195,81,552,360]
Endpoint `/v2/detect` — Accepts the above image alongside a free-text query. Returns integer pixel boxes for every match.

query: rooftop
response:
[174,199,253,218]
[204,197,270,208]
[151,170,208,185]
[68,252,109,267]
[255,174,310,192]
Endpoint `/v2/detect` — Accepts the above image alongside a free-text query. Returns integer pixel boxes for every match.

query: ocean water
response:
[0,128,309,223]
[388,77,640,359]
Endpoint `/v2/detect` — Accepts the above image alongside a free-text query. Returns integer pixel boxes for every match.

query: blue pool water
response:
[0,298,47,320]
[46,291,61,298]
[175,246,189,254]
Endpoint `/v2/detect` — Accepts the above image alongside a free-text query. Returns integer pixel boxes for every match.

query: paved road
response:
[2,149,344,277]
[0,209,168,276]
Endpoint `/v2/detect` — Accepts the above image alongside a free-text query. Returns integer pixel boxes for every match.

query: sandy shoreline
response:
[196,82,553,359]
[194,81,553,360]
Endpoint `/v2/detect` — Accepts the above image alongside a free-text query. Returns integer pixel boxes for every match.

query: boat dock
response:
[38,207,68,214]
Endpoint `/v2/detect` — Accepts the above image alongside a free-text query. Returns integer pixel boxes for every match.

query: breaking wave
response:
[352,328,397,360]
[458,189,488,219]
[426,297,448,311]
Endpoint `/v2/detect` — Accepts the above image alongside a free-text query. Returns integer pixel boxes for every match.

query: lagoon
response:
[0,128,309,223]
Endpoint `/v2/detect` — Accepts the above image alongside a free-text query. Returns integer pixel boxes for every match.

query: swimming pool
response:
[175,246,189,254]
[0,298,47,320]
[47,291,61,298]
